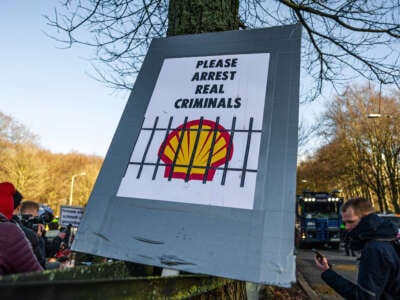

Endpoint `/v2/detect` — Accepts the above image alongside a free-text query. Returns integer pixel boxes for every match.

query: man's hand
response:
[314,254,330,271]
[58,232,66,240]
[36,223,45,238]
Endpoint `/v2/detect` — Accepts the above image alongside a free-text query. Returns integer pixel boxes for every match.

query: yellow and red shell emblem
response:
[158,119,233,181]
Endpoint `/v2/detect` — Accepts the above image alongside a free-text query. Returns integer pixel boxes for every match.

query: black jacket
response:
[321,213,400,299]
[46,236,64,258]
[11,215,46,268]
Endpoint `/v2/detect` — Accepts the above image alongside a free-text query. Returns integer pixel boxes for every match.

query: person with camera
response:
[0,182,43,275]
[20,200,67,260]
[20,201,48,264]
[10,190,47,268]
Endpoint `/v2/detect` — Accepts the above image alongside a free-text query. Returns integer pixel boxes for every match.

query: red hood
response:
[0,182,16,220]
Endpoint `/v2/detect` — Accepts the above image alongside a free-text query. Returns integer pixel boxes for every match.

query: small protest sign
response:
[60,205,84,227]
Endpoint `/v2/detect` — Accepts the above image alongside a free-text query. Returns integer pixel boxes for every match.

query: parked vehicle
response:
[377,213,400,238]
[295,190,343,249]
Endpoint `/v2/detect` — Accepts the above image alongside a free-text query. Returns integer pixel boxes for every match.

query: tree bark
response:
[167,0,240,36]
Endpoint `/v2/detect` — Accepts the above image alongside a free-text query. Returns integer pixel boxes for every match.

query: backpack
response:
[391,239,400,257]
[368,237,400,258]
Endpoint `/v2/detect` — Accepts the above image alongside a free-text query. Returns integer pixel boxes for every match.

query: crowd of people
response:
[0,181,74,276]
[2,180,400,299]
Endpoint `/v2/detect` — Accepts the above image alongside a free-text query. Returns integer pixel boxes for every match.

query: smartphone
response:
[312,248,324,264]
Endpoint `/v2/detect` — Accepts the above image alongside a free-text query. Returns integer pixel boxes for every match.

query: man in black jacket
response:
[314,197,400,299]
[9,185,47,268]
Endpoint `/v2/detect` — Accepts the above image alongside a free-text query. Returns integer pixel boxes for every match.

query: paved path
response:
[296,247,358,299]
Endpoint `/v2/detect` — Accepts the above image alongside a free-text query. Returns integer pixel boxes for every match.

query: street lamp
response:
[367,83,382,119]
[69,172,86,206]
[367,113,382,119]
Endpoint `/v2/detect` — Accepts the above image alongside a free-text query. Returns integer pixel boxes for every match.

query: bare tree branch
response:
[46,0,400,99]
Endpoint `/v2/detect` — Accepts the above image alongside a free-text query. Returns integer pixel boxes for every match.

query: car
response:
[377,213,400,238]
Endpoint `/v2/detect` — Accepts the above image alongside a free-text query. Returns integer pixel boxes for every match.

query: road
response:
[296,246,358,299]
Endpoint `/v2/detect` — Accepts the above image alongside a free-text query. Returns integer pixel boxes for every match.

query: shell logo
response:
[158,119,233,181]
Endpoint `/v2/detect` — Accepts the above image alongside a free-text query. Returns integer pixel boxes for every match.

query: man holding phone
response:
[314,197,400,299]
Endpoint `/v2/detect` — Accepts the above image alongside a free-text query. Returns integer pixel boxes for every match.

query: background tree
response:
[305,84,400,212]
[297,116,319,157]
[0,111,37,145]
[1,144,49,199]
[47,0,400,99]
[0,111,103,216]
[297,138,350,194]
[0,111,41,192]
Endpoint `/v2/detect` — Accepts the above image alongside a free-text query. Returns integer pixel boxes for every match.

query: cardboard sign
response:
[117,53,269,209]
[73,25,301,286]
[60,205,84,227]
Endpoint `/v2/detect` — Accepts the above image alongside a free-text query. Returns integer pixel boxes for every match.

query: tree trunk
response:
[167,0,240,36]
[384,148,400,213]
[165,2,244,297]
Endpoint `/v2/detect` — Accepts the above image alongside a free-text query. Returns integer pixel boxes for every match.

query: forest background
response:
[0,111,102,216]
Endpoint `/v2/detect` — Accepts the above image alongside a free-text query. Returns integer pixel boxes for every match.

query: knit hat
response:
[0,182,16,220]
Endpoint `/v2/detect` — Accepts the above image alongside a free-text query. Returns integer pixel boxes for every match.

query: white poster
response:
[60,205,84,227]
[118,53,270,209]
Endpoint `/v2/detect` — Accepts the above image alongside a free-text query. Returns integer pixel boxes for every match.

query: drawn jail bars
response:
[129,116,261,187]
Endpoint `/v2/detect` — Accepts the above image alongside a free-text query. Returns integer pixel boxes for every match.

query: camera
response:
[20,211,54,231]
